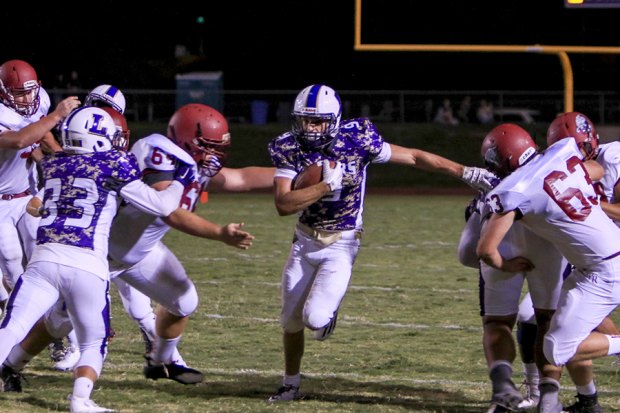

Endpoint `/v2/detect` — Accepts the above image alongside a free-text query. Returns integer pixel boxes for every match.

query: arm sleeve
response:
[119,180,183,217]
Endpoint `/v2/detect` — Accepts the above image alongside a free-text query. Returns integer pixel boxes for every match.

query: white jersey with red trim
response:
[0,87,51,194]
[485,138,620,270]
[595,142,620,205]
[108,133,199,266]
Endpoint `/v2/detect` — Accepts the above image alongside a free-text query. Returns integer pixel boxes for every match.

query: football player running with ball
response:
[266,83,499,402]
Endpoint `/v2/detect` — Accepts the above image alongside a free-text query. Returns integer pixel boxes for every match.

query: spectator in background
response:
[65,70,82,91]
[457,95,472,124]
[477,99,494,124]
[434,98,459,125]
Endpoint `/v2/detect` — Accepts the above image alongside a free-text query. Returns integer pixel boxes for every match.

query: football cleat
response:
[267,384,301,403]
[0,364,25,392]
[491,386,523,411]
[563,393,602,413]
[143,356,203,385]
[313,310,338,341]
[517,379,539,410]
[68,394,115,413]
[54,346,80,371]
[49,339,68,362]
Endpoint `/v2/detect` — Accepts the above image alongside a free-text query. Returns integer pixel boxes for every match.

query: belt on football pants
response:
[0,189,31,201]
[296,222,362,247]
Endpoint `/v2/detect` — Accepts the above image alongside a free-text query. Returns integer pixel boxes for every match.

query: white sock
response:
[5,345,34,371]
[154,336,181,364]
[576,380,596,396]
[606,334,620,355]
[137,313,156,342]
[283,374,301,387]
[523,362,539,382]
[72,376,94,399]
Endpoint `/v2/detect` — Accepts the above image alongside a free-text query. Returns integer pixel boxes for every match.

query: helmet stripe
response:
[105,85,119,98]
[305,84,322,109]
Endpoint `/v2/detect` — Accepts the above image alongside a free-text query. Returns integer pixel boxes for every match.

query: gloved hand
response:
[322,160,343,192]
[174,160,197,187]
[461,166,500,193]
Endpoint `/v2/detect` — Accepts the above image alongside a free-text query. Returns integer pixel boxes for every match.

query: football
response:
[293,161,336,190]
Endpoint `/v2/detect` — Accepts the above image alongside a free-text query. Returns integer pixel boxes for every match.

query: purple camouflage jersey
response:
[37,150,142,250]
[268,117,384,231]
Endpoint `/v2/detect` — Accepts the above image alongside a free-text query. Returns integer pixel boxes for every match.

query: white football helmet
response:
[60,106,117,154]
[292,84,342,149]
[84,84,126,114]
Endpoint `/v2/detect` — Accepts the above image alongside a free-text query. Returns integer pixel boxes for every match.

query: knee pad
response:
[169,283,199,317]
[78,346,105,377]
[303,308,334,331]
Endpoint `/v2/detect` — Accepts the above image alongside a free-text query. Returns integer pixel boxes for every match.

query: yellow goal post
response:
[354,0,620,112]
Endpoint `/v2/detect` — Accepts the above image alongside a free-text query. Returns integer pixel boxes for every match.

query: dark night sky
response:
[5,1,620,92]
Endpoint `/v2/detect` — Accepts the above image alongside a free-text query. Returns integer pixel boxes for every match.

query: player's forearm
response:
[163,208,223,239]
[389,145,462,178]
[0,113,63,149]
[275,183,330,216]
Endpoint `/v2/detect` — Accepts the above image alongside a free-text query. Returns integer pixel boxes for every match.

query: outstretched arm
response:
[0,96,80,149]
[163,208,254,249]
[207,166,275,192]
[388,143,498,192]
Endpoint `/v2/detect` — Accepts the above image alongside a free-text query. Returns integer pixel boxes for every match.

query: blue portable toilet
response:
[175,71,223,111]
[251,100,269,125]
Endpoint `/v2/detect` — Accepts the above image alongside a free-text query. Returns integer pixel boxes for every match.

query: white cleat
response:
[68,394,115,413]
[517,396,539,410]
[55,346,80,371]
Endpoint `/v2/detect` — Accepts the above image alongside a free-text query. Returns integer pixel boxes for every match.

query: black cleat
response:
[143,357,203,385]
[1,364,25,392]
[563,393,602,413]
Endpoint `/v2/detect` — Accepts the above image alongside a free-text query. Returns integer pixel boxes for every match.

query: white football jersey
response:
[596,142,620,205]
[108,133,199,266]
[486,138,620,270]
[0,87,51,194]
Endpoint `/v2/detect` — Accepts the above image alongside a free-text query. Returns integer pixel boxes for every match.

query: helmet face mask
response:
[292,84,341,149]
[100,107,130,150]
[85,85,126,114]
[60,107,116,154]
[0,59,41,117]
[167,103,231,177]
[546,112,599,160]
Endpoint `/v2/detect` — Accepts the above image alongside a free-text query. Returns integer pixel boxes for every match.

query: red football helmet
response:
[101,107,130,150]
[0,59,41,117]
[167,103,231,177]
[546,111,599,160]
[481,123,538,177]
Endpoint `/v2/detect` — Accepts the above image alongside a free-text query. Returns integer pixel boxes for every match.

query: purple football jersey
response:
[268,118,384,231]
[37,150,142,250]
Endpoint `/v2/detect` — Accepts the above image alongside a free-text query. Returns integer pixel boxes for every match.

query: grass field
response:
[2,193,620,413]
